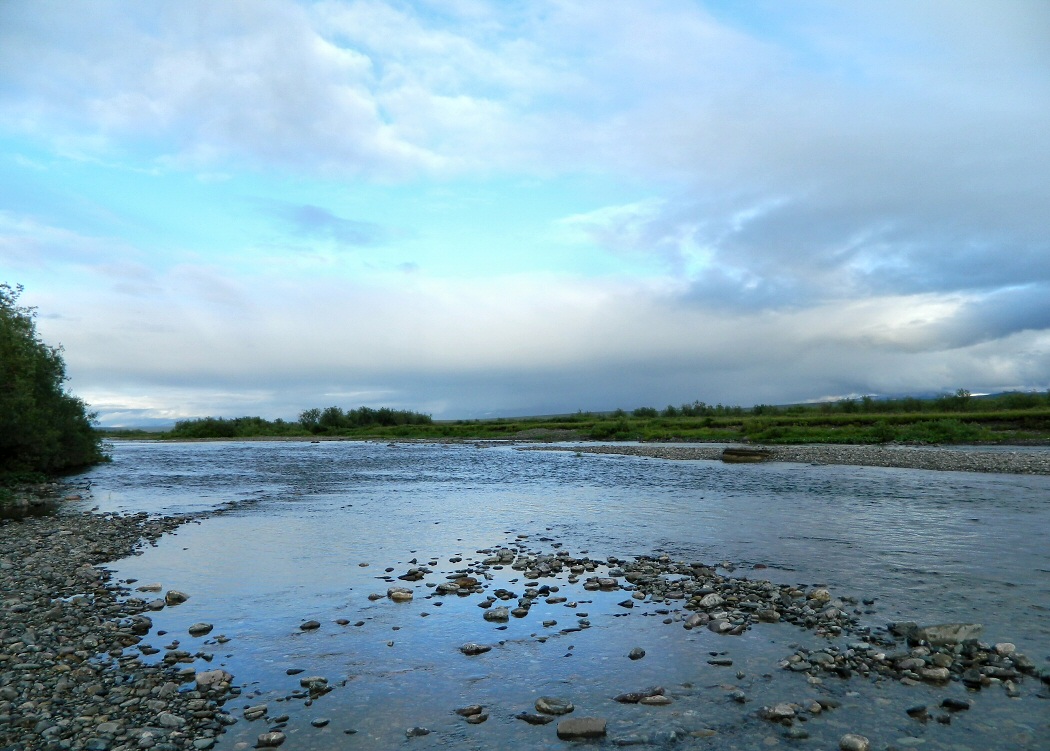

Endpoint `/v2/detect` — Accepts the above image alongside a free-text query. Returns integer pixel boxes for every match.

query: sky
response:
[2,0,1049,426]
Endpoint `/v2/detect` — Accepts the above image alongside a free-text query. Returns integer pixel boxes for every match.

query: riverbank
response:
[528,443,1050,475]
[0,508,239,750]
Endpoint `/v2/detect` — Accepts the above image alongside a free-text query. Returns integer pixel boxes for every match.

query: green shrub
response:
[0,284,106,479]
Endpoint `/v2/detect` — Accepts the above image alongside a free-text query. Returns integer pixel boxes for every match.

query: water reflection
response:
[73,441,1050,750]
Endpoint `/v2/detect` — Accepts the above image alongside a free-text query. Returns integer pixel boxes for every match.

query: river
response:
[77,440,1049,750]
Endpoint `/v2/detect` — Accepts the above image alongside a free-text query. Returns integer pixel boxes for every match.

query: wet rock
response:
[299,620,321,630]
[460,642,492,656]
[758,703,796,722]
[387,587,414,602]
[311,717,330,727]
[483,607,509,622]
[515,712,554,725]
[640,695,672,705]
[839,734,870,751]
[257,731,286,747]
[455,705,484,717]
[405,726,430,737]
[165,590,189,606]
[536,696,574,715]
[557,717,607,739]
[628,647,645,660]
[911,623,983,646]
[188,622,213,636]
[941,697,971,712]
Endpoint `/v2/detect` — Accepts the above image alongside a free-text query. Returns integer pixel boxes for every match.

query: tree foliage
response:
[0,284,106,478]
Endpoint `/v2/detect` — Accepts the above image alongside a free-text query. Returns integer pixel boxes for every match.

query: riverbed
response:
[24,441,1050,749]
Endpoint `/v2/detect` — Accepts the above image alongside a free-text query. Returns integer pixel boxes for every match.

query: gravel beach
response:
[528,443,1050,475]
[0,504,238,751]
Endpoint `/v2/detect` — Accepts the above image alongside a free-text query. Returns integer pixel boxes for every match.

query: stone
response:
[535,696,574,715]
[164,590,188,606]
[839,734,870,751]
[557,717,607,740]
[405,727,430,737]
[483,607,509,622]
[156,712,185,728]
[697,593,724,608]
[628,647,645,660]
[311,718,330,727]
[455,705,484,717]
[639,695,672,705]
[387,587,414,602]
[911,623,982,646]
[196,669,233,688]
[188,622,213,636]
[515,712,554,725]
[257,732,286,747]
[941,698,971,712]
[460,643,492,656]
[759,703,795,721]
[920,667,951,682]
[299,620,321,630]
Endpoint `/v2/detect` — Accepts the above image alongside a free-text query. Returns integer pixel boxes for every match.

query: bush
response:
[0,284,106,478]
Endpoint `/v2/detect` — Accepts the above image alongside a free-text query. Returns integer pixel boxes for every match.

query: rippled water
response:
[75,441,1050,750]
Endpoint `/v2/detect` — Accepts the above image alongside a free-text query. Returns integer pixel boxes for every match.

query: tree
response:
[0,284,106,478]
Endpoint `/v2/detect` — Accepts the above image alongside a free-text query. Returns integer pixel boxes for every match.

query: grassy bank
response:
[105,392,1050,445]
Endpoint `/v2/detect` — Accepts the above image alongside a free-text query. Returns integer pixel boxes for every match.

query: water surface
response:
[77,441,1050,750]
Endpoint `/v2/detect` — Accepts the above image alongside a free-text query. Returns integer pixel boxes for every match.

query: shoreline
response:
[0,507,239,750]
[526,443,1050,475]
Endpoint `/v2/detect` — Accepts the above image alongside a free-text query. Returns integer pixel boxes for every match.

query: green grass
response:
[114,404,1050,446]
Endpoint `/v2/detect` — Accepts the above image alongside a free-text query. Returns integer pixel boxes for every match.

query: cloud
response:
[278,203,390,246]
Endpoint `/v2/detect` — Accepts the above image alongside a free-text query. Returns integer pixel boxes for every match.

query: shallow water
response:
[77,441,1050,750]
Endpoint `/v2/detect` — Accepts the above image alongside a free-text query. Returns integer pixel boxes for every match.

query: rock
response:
[299,620,321,630]
[311,718,330,727]
[164,590,189,606]
[405,727,430,737]
[557,717,607,740]
[697,593,724,608]
[257,732,286,747]
[941,698,971,712]
[483,607,509,622]
[639,695,672,705]
[839,734,870,751]
[759,703,795,721]
[244,705,268,721]
[920,667,951,682]
[465,713,488,724]
[156,712,185,728]
[535,696,575,715]
[196,669,233,689]
[299,675,327,688]
[387,587,414,602]
[460,642,492,656]
[188,622,213,636]
[911,623,983,646]
[514,711,553,724]
[455,705,484,717]
[628,647,645,660]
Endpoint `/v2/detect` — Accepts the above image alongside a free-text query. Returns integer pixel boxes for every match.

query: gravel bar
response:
[529,443,1050,475]
[0,505,238,751]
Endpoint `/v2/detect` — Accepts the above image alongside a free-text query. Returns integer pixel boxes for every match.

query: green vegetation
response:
[144,390,1050,445]
[164,406,434,439]
[1,284,107,485]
